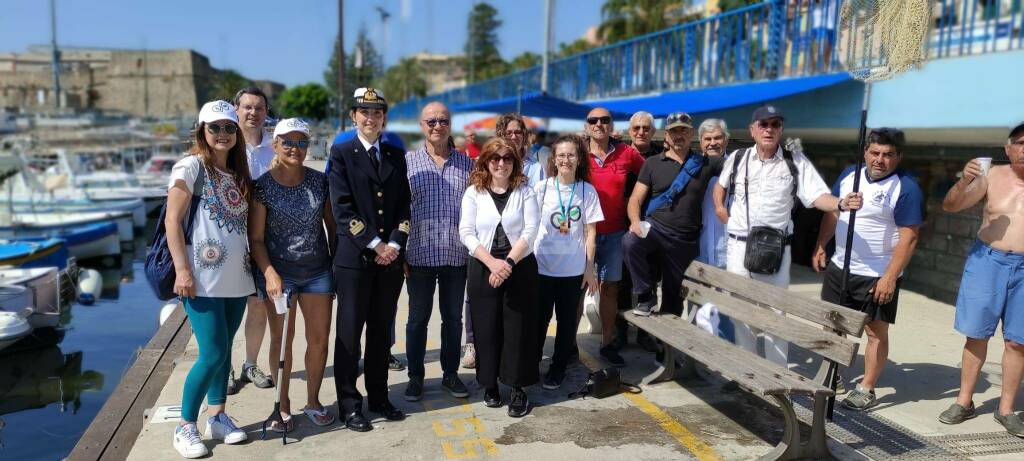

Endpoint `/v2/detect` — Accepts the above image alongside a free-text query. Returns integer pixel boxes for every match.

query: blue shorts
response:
[255,269,334,299]
[954,241,1024,343]
[595,231,625,282]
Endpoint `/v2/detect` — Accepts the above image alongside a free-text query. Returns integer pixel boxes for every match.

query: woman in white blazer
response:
[459,138,540,418]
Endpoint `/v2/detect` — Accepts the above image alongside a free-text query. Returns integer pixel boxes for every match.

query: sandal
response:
[302,406,335,427]
[269,415,294,433]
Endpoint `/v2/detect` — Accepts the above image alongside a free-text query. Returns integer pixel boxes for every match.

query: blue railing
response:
[391,0,1023,120]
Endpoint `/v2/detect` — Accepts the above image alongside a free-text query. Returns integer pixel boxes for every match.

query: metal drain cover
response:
[790,396,967,460]
[929,432,1024,457]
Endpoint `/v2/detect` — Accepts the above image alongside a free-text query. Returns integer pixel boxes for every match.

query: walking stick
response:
[261,292,292,444]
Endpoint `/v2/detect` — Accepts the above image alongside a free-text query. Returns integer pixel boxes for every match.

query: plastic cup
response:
[977,157,992,176]
[272,293,289,315]
[639,221,651,238]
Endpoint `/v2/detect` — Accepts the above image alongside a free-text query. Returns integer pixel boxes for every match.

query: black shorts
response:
[821,262,900,324]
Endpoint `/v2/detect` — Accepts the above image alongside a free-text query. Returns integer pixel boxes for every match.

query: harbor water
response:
[0,222,163,460]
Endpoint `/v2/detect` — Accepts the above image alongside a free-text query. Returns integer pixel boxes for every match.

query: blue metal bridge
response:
[389,0,1023,126]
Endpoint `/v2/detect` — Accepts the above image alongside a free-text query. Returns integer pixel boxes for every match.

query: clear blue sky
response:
[0,0,604,88]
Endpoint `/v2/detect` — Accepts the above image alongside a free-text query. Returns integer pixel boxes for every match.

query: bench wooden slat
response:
[627,312,833,397]
[682,280,860,366]
[684,261,868,336]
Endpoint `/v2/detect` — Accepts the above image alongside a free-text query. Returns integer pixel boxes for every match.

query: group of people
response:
[163,83,1024,458]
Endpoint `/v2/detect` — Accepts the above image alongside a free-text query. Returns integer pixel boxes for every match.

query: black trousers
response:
[467,255,539,389]
[333,263,404,413]
[622,221,698,316]
[537,274,584,370]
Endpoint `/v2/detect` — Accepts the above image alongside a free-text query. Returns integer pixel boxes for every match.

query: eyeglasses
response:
[756,120,783,130]
[630,125,652,132]
[503,129,525,137]
[489,155,515,164]
[205,123,237,135]
[281,139,310,149]
[587,116,612,125]
[422,118,450,128]
[555,153,578,160]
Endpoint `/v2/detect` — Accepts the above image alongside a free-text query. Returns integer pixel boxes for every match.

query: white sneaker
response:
[173,423,208,459]
[205,413,247,444]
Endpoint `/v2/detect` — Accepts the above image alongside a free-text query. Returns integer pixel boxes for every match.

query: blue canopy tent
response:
[591,73,852,118]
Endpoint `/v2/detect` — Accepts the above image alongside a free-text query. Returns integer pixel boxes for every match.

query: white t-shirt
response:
[717,146,830,235]
[246,130,275,179]
[831,166,924,277]
[169,156,255,298]
[532,179,604,277]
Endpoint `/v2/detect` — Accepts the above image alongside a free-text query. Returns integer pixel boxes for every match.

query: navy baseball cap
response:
[751,104,784,123]
[1010,122,1024,139]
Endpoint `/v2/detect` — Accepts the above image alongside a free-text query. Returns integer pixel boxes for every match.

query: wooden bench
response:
[624,261,869,461]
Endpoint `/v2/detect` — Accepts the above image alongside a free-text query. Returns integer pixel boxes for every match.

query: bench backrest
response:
[683,261,869,367]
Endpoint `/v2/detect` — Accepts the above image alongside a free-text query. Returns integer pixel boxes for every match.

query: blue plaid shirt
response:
[405,146,473,267]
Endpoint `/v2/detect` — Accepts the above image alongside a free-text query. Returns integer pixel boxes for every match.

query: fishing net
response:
[838,0,933,82]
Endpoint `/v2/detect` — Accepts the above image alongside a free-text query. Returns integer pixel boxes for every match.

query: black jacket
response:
[328,136,411,269]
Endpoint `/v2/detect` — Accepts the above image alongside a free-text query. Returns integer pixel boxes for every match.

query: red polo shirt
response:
[589,141,644,234]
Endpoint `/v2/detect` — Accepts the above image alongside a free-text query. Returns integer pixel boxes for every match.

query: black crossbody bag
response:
[729,149,798,275]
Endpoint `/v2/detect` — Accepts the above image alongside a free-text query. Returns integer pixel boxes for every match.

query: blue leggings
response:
[181,296,247,422]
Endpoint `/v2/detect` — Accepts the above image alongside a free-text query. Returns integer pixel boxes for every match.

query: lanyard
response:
[553,178,577,232]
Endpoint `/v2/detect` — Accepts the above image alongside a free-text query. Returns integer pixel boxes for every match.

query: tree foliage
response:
[557,38,597,58]
[278,83,331,121]
[464,2,508,82]
[376,57,427,104]
[324,26,385,106]
[209,69,252,102]
[597,0,674,45]
[717,0,758,12]
[509,51,542,71]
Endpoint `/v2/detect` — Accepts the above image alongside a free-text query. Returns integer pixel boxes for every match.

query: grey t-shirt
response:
[254,167,331,279]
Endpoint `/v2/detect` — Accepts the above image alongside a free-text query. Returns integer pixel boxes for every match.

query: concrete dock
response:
[117,264,1024,461]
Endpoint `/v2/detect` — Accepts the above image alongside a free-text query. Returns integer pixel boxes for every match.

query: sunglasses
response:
[489,155,515,164]
[281,139,310,149]
[205,123,237,135]
[504,129,525,137]
[756,120,783,129]
[422,118,450,128]
[587,116,612,125]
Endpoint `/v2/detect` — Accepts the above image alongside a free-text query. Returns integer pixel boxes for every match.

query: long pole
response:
[49,0,62,110]
[828,81,872,420]
[541,0,553,93]
[338,0,345,131]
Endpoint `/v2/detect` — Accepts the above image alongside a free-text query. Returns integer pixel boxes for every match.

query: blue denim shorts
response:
[954,241,1024,343]
[595,230,625,282]
[255,269,334,298]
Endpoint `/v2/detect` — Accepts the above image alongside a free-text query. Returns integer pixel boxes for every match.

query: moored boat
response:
[0,238,67,268]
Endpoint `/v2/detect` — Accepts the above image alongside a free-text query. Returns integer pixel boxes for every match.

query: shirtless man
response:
[939,122,1024,437]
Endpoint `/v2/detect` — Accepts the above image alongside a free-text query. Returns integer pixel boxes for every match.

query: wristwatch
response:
[505,257,516,267]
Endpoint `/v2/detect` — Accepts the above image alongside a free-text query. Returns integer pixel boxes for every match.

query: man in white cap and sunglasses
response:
[229,86,276,394]
[711,104,862,367]
[328,87,411,431]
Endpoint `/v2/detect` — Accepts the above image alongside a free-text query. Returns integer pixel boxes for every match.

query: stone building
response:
[0,45,282,118]
[409,52,466,95]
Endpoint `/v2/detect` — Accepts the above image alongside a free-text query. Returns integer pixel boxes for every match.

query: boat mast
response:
[50,0,62,110]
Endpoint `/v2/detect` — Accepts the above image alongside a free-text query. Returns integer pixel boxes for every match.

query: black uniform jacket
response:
[328,136,411,269]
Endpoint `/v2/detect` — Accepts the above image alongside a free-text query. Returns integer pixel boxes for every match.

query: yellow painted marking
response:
[432,416,485,437]
[442,438,499,459]
[578,350,723,461]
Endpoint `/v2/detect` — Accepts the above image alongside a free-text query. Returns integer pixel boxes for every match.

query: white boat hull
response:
[0,268,62,329]
[2,210,135,244]
[68,230,121,259]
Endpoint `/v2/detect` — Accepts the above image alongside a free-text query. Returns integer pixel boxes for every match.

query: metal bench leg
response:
[759,394,834,461]
[643,345,676,385]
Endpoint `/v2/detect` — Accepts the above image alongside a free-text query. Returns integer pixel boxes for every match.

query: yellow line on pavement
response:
[578,350,723,461]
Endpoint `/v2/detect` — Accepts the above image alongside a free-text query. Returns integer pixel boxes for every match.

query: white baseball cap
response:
[198,100,239,125]
[273,118,311,138]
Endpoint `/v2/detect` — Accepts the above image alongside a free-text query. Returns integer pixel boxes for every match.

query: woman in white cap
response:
[166,100,254,458]
[249,118,337,430]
